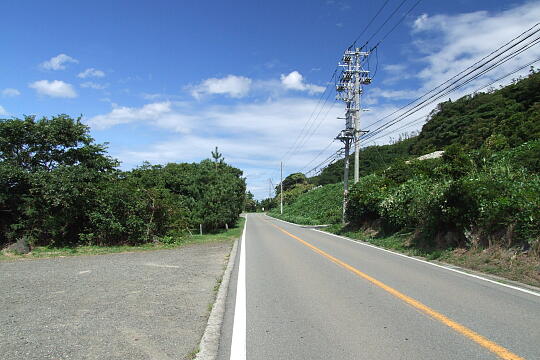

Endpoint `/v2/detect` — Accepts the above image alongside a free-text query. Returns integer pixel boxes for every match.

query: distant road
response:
[219,213,540,359]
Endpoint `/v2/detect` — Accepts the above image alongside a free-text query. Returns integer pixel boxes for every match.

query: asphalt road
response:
[219,213,540,360]
[1,242,232,360]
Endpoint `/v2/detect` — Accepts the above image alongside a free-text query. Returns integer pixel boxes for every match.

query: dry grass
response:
[325,224,540,289]
[439,246,540,288]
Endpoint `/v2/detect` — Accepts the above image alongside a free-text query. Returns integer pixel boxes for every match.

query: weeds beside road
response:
[322,223,540,288]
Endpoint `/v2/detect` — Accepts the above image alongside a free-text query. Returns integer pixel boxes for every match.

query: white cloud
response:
[0,105,7,116]
[40,54,78,70]
[383,64,406,73]
[78,68,105,78]
[88,97,346,198]
[29,80,77,98]
[142,93,164,100]
[88,101,195,132]
[280,71,325,94]
[412,13,429,32]
[364,3,540,151]
[80,81,108,90]
[190,75,252,99]
[1,88,20,97]
[89,89,421,198]
[369,87,418,100]
[85,2,540,199]
[411,2,540,95]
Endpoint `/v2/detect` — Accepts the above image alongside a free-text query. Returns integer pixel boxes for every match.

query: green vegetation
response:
[270,71,540,286]
[0,115,246,250]
[412,70,540,154]
[310,136,416,186]
[269,183,342,224]
[0,216,244,261]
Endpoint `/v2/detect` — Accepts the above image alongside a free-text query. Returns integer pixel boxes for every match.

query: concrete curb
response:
[194,237,239,360]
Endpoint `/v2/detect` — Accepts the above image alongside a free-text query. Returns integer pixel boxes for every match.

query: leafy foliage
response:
[411,70,540,154]
[0,116,246,247]
[347,141,540,250]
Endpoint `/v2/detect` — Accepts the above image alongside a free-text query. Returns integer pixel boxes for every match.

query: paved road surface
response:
[1,242,232,360]
[219,213,540,359]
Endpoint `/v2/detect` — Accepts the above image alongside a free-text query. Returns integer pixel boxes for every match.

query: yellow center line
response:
[267,220,524,360]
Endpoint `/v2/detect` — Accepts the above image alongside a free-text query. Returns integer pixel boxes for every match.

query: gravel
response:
[0,242,232,360]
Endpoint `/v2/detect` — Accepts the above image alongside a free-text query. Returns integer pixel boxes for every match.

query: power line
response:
[286,0,416,174]
[362,0,409,49]
[366,115,426,144]
[370,0,422,51]
[304,148,344,176]
[363,26,540,141]
[365,22,540,133]
[365,53,540,144]
[298,138,338,173]
[474,56,540,93]
[281,68,338,161]
[351,0,391,47]
[365,35,540,140]
[287,96,338,163]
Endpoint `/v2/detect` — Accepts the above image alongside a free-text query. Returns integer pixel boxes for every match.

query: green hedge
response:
[345,141,540,250]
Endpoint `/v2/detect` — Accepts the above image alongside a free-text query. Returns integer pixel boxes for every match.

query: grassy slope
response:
[270,209,540,288]
[0,217,244,261]
[269,183,343,225]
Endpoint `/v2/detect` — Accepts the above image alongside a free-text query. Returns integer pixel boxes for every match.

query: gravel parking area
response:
[0,242,232,360]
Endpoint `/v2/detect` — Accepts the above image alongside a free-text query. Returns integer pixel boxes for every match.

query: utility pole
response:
[336,47,371,183]
[336,47,371,222]
[336,129,351,223]
[280,162,283,215]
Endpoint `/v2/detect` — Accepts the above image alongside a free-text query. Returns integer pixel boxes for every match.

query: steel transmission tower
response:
[335,48,371,222]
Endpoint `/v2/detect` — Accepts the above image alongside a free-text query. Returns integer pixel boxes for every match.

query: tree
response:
[211,146,224,169]
[0,115,117,246]
[244,191,258,212]
[277,173,308,193]
[0,116,248,247]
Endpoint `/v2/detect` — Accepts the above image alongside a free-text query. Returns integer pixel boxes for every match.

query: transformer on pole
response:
[335,47,371,223]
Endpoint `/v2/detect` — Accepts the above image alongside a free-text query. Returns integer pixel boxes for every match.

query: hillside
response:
[310,137,416,186]
[311,69,540,187]
[271,71,540,286]
[412,70,540,154]
[269,183,343,225]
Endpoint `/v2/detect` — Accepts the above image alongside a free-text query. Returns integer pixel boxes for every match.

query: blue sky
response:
[2,0,540,199]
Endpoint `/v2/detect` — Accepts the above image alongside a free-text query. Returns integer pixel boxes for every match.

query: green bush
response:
[380,176,450,231]
[0,116,246,247]
[460,164,540,246]
[346,174,390,223]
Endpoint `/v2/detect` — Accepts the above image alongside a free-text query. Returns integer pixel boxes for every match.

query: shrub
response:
[346,174,391,223]
[380,176,450,232]
[460,164,540,246]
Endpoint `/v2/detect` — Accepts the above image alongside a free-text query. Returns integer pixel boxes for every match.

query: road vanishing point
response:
[218,213,540,360]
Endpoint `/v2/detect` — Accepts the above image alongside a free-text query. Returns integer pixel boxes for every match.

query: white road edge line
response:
[230,214,247,360]
[267,215,540,298]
